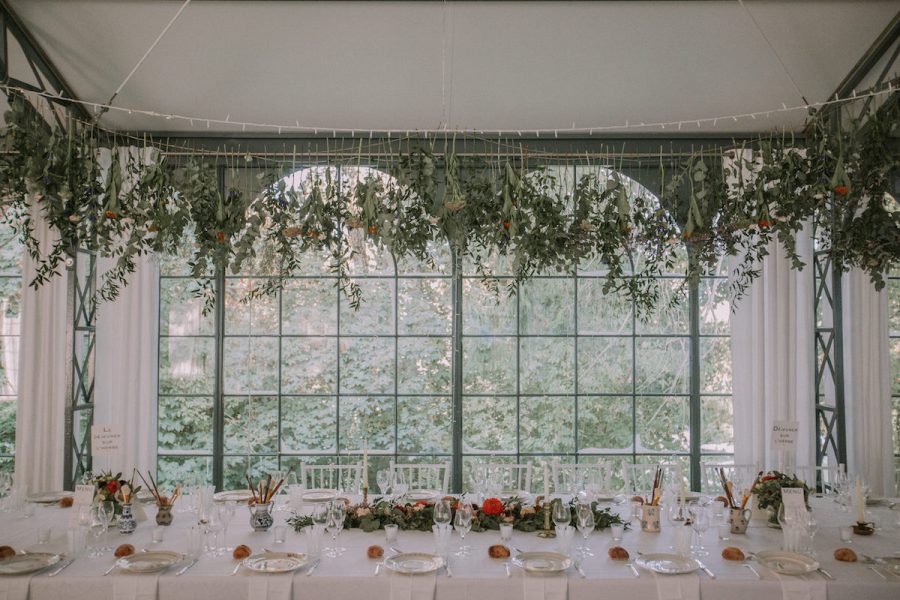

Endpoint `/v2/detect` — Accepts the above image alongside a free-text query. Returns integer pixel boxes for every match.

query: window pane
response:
[699,279,730,335]
[520,337,574,394]
[158,396,212,452]
[636,281,689,334]
[282,279,337,335]
[398,279,452,335]
[519,279,574,335]
[520,396,574,453]
[224,279,279,335]
[281,396,336,453]
[636,396,690,453]
[339,396,395,452]
[577,396,633,452]
[282,337,337,394]
[159,337,215,394]
[701,337,732,393]
[160,279,214,336]
[398,337,451,394]
[224,455,276,489]
[463,337,516,394]
[223,337,278,394]
[0,336,18,396]
[157,456,213,488]
[577,280,631,334]
[577,337,633,394]
[701,395,734,454]
[635,337,689,394]
[339,338,395,394]
[463,279,515,335]
[340,278,395,335]
[463,396,516,453]
[224,395,278,454]
[0,397,15,455]
[398,396,452,454]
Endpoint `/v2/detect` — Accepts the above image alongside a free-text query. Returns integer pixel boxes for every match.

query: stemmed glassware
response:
[376,470,391,498]
[218,503,235,552]
[575,503,595,557]
[434,499,452,528]
[311,503,329,530]
[324,501,346,558]
[553,500,571,529]
[454,503,473,556]
[88,506,106,558]
[204,507,224,555]
[100,501,115,551]
[688,503,709,556]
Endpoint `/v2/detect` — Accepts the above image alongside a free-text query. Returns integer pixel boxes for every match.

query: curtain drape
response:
[93,147,160,478]
[725,151,816,472]
[842,268,893,496]
[14,203,68,493]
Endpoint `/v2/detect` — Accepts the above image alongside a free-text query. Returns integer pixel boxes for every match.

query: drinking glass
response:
[553,500,571,529]
[218,503,235,551]
[805,513,818,555]
[100,502,115,551]
[689,504,709,557]
[499,522,513,544]
[454,504,473,556]
[376,470,391,497]
[311,503,329,529]
[839,525,853,543]
[204,507,224,555]
[610,523,624,543]
[324,501,346,558]
[433,499,452,528]
[575,503,594,557]
[393,471,409,498]
[384,523,399,544]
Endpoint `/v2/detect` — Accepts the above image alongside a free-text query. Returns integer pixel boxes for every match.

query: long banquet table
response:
[1,496,899,600]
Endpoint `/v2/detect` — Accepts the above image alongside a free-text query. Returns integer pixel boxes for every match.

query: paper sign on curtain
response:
[771,420,798,469]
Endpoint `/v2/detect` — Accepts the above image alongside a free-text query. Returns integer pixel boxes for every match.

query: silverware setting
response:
[869,565,888,581]
[626,561,640,578]
[742,563,761,579]
[47,558,75,577]
[103,563,117,576]
[817,568,834,581]
[305,559,320,576]
[176,558,198,576]
[695,560,716,579]
[504,561,511,578]
[444,561,453,578]
[230,562,242,576]
[574,561,586,579]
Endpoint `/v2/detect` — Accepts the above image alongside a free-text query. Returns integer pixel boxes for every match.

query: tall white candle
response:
[362,438,369,490]
[679,480,686,511]
[543,462,550,501]
[854,477,864,523]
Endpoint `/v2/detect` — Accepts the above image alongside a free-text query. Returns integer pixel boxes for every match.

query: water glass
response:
[717,523,731,541]
[274,525,288,544]
[66,527,85,557]
[152,526,165,544]
[37,527,51,544]
[23,501,35,518]
[384,523,399,544]
[432,524,451,557]
[555,525,574,556]
[610,523,624,543]
[186,527,204,559]
[305,525,323,559]
[499,522,513,544]
[839,525,853,543]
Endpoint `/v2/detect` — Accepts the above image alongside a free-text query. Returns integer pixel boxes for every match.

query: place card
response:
[74,484,96,506]
[781,487,807,521]
[771,421,798,449]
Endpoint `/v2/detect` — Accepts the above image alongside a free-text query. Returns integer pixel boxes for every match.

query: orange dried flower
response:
[833,186,849,196]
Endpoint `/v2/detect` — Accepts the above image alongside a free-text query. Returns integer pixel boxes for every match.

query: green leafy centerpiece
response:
[90,470,142,516]
[750,471,810,526]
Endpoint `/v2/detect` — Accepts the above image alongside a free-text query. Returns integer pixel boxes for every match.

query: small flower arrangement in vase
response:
[751,471,810,527]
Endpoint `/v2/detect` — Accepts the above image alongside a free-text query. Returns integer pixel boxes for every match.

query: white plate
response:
[116,551,184,573]
[300,489,337,503]
[0,553,62,575]
[242,552,311,574]
[405,490,440,502]
[635,553,701,575]
[384,552,445,575]
[214,490,253,503]
[26,491,73,504]
[512,552,573,575]
[754,550,819,575]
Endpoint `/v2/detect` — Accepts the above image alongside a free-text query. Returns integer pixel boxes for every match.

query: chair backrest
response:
[792,464,845,494]
[551,461,615,495]
[700,462,759,495]
[626,462,685,496]
[474,463,534,495]
[299,463,362,494]
[389,462,450,494]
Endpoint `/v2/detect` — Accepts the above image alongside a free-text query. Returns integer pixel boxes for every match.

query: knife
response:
[696,561,716,579]
[47,558,75,577]
[231,562,242,576]
[627,562,640,578]
[575,561,586,578]
[306,560,320,576]
[103,563,117,576]
[176,558,198,576]
[817,568,834,580]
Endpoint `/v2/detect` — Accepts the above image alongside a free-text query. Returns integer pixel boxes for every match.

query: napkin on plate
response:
[113,574,159,600]
[772,572,826,600]
[652,573,699,600]
[0,576,30,600]
[522,574,567,600]
[388,572,437,600]
[247,574,293,600]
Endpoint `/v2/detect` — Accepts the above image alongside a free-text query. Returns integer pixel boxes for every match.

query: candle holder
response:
[536,498,556,538]
[362,485,368,507]
[852,521,874,535]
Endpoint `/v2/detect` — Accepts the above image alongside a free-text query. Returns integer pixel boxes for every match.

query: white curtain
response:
[725,151,816,472]
[93,147,160,479]
[842,268,893,496]
[14,203,68,493]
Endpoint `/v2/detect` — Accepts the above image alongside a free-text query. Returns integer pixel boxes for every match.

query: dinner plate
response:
[242,552,311,574]
[116,551,184,573]
[384,552,445,575]
[300,489,337,503]
[0,553,62,575]
[405,489,440,502]
[754,550,819,575]
[213,490,254,503]
[512,552,573,575]
[635,553,701,575]
[26,491,73,504]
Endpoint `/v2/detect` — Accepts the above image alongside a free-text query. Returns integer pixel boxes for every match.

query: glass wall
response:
[0,224,22,475]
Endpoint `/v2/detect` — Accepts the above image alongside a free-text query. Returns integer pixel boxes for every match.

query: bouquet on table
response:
[750,471,810,526]
[90,471,142,516]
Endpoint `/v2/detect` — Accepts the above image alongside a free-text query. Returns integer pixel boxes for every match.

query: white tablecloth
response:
[1,497,898,600]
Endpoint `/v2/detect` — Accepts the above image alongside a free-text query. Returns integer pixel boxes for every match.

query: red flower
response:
[482,498,504,516]
[367,225,378,235]
[502,221,510,230]
[414,500,429,507]
[215,231,225,244]
[833,186,849,196]
[104,210,117,219]
[757,219,771,229]
[105,481,118,493]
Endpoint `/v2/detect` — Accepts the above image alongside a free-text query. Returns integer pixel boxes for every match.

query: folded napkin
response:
[113,575,159,600]
[0,576,30,600]
[522,574,567,600]
[388,573,437,600]
[652,573,699,600]
[247,574,293,600]
[772,572,827,600]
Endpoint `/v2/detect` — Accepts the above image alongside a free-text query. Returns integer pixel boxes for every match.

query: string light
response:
[1,81,894,137]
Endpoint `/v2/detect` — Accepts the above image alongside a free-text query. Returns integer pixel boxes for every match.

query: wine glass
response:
[805,512,818,556]
[376,470,391,497]
[204,507,224,555]
[454,504,473,556]
[324,501,346,558]
[553,500,571,529]
[393,471,409,498]
[434,499,452,528]
[218,503,235,552]
[575,503,595,557]
[100,501,116,551]
[689,503,709,556]
[88,507,106,558]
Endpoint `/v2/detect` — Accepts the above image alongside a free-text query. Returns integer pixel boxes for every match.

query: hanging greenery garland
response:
[0,87,897,315]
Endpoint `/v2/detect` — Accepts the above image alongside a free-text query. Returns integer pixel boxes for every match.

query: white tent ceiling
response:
[6,0,898,135]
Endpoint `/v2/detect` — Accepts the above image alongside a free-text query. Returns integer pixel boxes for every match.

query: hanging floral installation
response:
[0,86,897,315]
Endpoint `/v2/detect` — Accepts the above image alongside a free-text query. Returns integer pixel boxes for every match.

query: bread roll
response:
[0,546,15,559]
[233,544,252,560]
[834,548,857,562]
[368,545,384,559]
[114,544,135,558]
[58,496,74,508]
[608,546,630,560]
[721,547,745,561]
[488,545,511,558]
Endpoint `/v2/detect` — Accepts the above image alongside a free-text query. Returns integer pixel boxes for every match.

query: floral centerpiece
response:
[288,496,628,534]
[751,471,810,526]
[90,471,141,516]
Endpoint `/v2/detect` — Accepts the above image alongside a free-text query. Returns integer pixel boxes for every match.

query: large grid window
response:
[0,224,21,475]
[157,165,733,491]
[890,268,899,493]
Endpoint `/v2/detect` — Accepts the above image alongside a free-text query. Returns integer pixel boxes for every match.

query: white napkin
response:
[388,572,437,600]
[113,574,159,600]
[773,573,827,600]
[247,574,293,600]
[652,573,699,600]
[0,576,30,600]
[522,574,567,600]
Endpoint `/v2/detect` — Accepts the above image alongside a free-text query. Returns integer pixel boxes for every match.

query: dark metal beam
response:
[0,0,89,120]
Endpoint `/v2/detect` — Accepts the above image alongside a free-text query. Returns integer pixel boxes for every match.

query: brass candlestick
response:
[362,485,368,507]
[537,501,556,538]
